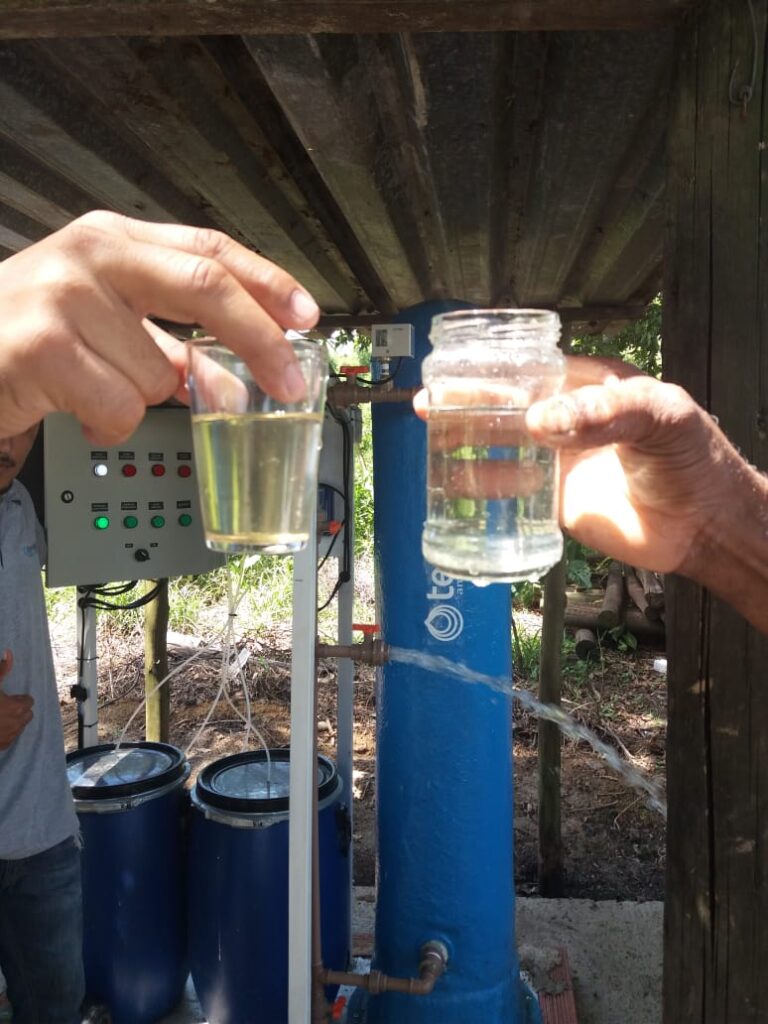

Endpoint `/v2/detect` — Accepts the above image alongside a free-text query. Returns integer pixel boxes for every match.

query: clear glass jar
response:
[421,309,566,584]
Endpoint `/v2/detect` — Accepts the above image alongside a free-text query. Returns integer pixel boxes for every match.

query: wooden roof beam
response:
[0,1,698,39]
[317,304,650,329]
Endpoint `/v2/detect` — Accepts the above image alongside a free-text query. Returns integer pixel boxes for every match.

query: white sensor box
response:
[371,323,415,359]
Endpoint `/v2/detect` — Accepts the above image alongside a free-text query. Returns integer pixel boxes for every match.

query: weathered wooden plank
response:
[564,604,665,642]
[317,303,651,328]
[200,35,393,314]
[663,1,768,1021]
[562,59,670,306]
[246,33,425,309]
[0,41,215,226]
[0,1,697,40]
[0,137,94,232]
[35,35,364,310]
[490,31,550,307]
[396,32,496,302]
[511,30,673,306]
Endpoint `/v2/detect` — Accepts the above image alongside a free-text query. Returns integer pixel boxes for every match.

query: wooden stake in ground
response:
[144,578,170,743]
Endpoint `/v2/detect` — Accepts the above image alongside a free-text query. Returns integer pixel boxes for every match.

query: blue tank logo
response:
[22,545,36,558]
[425,568,464,642]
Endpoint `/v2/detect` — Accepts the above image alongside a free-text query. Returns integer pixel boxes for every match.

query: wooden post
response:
[537,555,566,896]
[144,578,170,743]
[664,2,768,1019]
[597,559,625,629]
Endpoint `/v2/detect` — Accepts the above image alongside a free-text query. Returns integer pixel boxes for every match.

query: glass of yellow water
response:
[186,337,328,554]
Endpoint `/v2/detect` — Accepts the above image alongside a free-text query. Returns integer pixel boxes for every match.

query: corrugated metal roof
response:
[0,26,675,323]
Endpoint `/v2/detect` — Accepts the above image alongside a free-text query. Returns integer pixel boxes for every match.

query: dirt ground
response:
[53,609,666,902]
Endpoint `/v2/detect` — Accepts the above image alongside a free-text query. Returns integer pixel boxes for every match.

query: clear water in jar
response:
[422,405,563,583]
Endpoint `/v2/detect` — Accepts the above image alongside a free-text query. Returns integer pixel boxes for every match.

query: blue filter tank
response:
[369,301,540,1023]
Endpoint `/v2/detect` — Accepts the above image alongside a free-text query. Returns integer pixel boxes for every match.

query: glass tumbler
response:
[187,337,328,555]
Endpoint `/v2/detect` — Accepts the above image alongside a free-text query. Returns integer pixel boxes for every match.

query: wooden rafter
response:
[0,1,697,39]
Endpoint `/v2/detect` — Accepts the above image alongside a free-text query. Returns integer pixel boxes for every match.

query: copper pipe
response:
[319,940,449,996]
[316,639,389,666]
[328,384,418,408]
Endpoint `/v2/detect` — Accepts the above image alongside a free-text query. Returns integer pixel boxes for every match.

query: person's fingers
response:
[186,343,251,415]
[76,212,320,329]
[413,388,428,420]
[97,237,308,404]
[428,411,529,451]
[37,329,148,445]
[6,694,34,714]
[560,354,646,390]
[526,377,696,451]
[72,292,181,409]
[0,649,13,682]
[142,321,189,404]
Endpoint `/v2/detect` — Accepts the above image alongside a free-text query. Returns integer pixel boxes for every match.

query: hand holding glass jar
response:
[421,309,566,585]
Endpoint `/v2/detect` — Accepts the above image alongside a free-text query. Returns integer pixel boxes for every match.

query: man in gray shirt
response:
[0,425,84,1023]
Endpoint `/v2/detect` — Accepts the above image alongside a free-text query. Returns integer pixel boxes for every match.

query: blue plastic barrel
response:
[188,749,351,1024]
[66,742,190,1024]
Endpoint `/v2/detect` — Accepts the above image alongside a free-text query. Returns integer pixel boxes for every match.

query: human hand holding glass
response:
[187,337,328,555]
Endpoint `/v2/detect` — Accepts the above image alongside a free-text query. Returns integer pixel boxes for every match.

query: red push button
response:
[178,464,192,478]
[151,464,166,477]
[122,464,137,478]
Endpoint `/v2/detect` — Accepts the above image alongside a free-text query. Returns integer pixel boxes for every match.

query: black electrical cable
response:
[354,357,402,387]
[73,580,166,747]
[317,482,347,572]
[78,581,163,612]
[317,519,346,573]
[317,576,345,614]
[319,404,353,612]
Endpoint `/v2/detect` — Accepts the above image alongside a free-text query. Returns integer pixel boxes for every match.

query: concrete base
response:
[161,890,663,1024]
[517,898,663,1024]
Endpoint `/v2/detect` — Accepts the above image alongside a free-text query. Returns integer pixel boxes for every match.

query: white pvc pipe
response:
[288,500,319,1024]
[336,449,355,957]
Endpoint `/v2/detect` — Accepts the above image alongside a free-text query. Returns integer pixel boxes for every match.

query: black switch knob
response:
[134,548,150,562]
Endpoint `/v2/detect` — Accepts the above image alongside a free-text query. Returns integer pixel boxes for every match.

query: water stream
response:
[388,646,667,818]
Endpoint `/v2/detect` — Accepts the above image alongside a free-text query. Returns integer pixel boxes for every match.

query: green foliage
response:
[608,624,638,654]
[354,405,375,557]
[512,621,542,681]
[570,295,662,378]
[512,580,541,610]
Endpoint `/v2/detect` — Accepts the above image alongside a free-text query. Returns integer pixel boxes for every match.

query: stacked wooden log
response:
[565,561,666,658]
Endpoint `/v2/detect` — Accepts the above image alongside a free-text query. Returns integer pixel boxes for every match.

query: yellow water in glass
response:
[191,411,323,553]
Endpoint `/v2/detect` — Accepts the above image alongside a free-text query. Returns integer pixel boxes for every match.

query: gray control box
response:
[44,409,224,587]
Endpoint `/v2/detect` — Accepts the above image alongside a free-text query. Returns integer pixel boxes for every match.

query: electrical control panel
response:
[44,408,224,587]
[371,322,415,359]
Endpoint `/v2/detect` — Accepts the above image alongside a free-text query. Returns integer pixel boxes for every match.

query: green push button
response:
[123,515,138,529]
[93,516,110,531]
[178,513,192,527]
[150,515,165,529]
